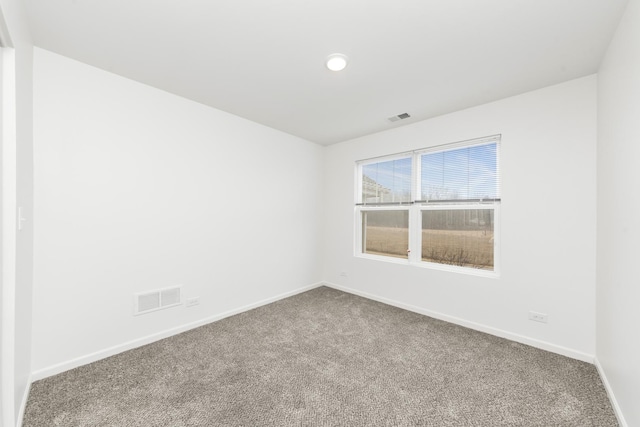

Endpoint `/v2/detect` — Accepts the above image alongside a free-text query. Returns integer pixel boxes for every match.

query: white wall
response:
[0,0,33,424]
[323,76,597,359]
[32,48,323,375]
[597,0,640,425]
[13,20,33,427]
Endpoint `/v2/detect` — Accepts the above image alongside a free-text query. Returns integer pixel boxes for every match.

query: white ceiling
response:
[24,0,628,145]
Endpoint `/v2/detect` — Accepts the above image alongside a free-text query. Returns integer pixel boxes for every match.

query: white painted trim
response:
[0,7,13,48]
[594,357,628,427]
[15,373,31,427]
[1,46,17,427]
[323,281,595,363]
[31,282,324,381]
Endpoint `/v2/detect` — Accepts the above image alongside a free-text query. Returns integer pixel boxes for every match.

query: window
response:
[356,135,500,275]
[362,209,409,259]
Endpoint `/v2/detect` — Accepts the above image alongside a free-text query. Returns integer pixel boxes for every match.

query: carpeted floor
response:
[23,286,618,426]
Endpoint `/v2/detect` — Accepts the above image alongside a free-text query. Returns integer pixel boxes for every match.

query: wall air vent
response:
[388,112,411,122]
[134,286,182,316]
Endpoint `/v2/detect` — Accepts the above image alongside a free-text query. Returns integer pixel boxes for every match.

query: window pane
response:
[362,210,409,259]
[422,209,494,270]
[362,157,412,204]
[421,143,498,201]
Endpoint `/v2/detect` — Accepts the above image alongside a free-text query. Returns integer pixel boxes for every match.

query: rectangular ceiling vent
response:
[388,112,411,122]
[134,286,182,316]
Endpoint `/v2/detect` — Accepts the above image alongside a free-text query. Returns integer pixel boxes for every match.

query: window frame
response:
[354,135,501,278]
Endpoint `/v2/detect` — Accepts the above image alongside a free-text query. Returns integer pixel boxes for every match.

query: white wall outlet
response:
[529,311,548,323]
[339,272,347,279]
[185,297,200,307]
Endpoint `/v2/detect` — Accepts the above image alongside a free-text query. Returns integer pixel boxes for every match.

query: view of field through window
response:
[361,209,494,269]
[362,210,409,259]
[422,209,494,269]
[358,138,499,271]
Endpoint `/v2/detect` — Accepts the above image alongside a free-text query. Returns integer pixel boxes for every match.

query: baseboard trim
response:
[31,282,324,382]
[323,282,595,363]
[16,373,31,427]
[594,357,628,427]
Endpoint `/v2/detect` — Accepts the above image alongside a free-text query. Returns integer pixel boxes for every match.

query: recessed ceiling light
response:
[326,53,348,71]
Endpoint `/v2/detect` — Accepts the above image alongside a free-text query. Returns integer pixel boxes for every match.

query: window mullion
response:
[408,204,421,263]
[408,153,421,263]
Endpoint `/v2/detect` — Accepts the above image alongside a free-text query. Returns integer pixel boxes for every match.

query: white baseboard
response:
[594,357,628,427]
[31,282,324,382]
[323,282,595,363]
[16,374,31,427]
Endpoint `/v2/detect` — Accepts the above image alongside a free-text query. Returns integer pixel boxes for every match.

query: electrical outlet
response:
[185,297,200,307]
[339,272,347,279]
[529,311,548,323]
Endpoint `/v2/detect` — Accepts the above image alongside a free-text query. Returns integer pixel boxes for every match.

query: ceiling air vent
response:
[388,112,411,122]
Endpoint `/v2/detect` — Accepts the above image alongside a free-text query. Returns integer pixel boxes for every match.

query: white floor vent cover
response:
[134,286,182,315]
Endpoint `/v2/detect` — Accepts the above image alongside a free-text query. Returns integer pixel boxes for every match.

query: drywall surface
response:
[0,0,34,423]
[597,0,640,425]
[13,21,33,427]
[32,48,323,373]
[323,76,598,358]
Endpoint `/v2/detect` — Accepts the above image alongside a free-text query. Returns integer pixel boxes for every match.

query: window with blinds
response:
[419,142,499,203]
[356,135,500,274]
[358,155,412,259]
[361,156,412,205]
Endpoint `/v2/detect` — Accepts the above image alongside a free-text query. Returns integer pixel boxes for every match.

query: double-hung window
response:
[356,135,500,275]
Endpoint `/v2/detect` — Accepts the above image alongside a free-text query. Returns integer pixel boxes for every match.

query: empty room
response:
[1,0,639,426]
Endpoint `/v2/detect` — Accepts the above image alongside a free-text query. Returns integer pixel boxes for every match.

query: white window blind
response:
[360,156,412,205]
[419,139,500,203]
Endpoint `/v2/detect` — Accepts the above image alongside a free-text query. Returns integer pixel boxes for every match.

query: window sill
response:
[355,253,500,279]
